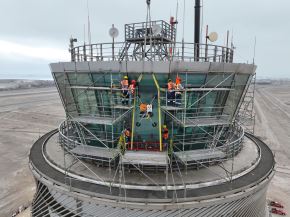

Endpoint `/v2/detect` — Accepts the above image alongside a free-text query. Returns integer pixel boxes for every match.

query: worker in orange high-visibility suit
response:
[128,80,136,105]
[121,75,129,105]
[162,125,169,150]
[139,103,147,118]
[175,76,184,106]
[167,79,176,106]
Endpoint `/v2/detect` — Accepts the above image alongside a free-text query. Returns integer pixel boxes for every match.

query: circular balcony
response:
[70,41,234,63]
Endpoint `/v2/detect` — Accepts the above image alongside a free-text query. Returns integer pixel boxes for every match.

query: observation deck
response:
[70,41,234,63]
[69,20,234,63]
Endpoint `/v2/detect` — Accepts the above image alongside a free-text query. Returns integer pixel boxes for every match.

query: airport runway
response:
[255,83,290,214]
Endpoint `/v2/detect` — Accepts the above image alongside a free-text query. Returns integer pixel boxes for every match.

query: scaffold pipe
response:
[152,74,163,152]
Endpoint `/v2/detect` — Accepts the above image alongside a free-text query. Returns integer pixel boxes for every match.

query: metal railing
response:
[70,41,234,63]
[125,20,175,42]
[59,119,244,155]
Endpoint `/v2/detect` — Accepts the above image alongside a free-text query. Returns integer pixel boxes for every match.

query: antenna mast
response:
[194,0,201,61]
[87,0,92,46]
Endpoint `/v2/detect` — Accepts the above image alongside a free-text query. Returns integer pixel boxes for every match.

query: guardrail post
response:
[226,47,229,63]
[205,44,208,62]
[221,47,225,63]
[83,45,87,61]
[100,44,103,61]
[71,48,75,62]
[90,44,93,61]
[230,49,234,63]
[77,47,80,62]
[213,46,217,62]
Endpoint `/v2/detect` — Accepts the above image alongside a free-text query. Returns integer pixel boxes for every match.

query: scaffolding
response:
[56,67,250,194]
[237,73,256,134]
[51,20,256,204]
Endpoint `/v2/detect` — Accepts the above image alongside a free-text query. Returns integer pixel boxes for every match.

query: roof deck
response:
[70,41,234,63]
[69,20,234,63]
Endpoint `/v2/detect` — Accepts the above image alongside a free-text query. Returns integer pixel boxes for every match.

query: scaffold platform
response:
[71,146,119,162]
[174,149,226,165]
[122,151,167,166]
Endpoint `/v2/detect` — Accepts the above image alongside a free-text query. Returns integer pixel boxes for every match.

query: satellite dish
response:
[208,32,218,42]
[109,26,119,38]
[152,24,162,35]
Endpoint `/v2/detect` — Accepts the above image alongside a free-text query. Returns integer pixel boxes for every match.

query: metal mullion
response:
[32,186,59,213]
[35,193,76,217]
[33,190,67,217]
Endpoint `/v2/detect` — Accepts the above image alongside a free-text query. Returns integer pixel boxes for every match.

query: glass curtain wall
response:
[53,71,250,151]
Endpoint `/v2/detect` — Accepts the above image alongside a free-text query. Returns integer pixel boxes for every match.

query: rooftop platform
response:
[69,42,235,63]
[125,20,175,44]
[29,129,274,204]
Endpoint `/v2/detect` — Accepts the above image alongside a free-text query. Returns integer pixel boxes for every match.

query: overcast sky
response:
[0,0,289,79]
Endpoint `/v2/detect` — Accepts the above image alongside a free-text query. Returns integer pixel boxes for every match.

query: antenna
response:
[87,0,92,46]
[226,30,229,48]
[83,24,86,45]
[253,36,257,64]
[109,24,119,61]
[194,0,201,60]
[231,29,234,49]
[182,0,186,40]
[109,25,119,38]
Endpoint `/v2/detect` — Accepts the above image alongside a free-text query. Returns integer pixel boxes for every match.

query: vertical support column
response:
[130,89,137,150]
[100,44,103,61]
[90,44,93,61]
[213,46,217,62]
[131,74,143,150]
[221,47,225,62]
[69,38,76,62]
[182,39,185,61]
[77,47,80,62]
[83,45,87,62]
[152,74,163,152]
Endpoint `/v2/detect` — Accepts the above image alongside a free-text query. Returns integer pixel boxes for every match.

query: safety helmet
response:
[176,76,182,83]
[168,79,172,82]
[163,125,167,128]
[124,75,128,79]
[131,80,136,84]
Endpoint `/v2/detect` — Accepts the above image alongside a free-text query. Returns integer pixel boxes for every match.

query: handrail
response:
[70,41,234,63]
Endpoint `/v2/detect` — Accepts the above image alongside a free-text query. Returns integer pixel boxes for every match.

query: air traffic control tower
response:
[29,2,275,217]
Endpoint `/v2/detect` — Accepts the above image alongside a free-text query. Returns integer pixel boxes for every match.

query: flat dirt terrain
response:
[0,82,289,216]
[255,82,290,215]
[0,86,64,216]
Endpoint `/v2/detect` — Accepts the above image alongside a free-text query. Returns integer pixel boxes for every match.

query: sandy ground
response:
[0,86,64,217]
[255,83,290,215]
[0,81,289,216]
